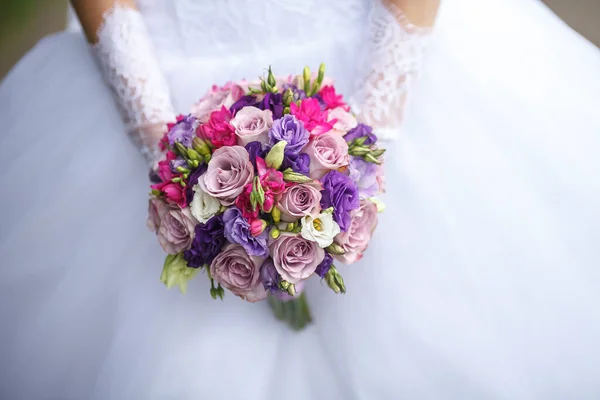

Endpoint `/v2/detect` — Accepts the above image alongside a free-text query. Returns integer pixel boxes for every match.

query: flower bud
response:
[192,137,212,156]
[186,148,202,161]
[283,88,293,106]
[368,197,386,213]
[282,168,313,183]
[261,80,269,93]
[325,242,345,255]
[267,66,277,87]
[349,145,370,156]
[371,148,386,158]
[176,166,190,174]
[283,106,291,115]
[270,228,281,239]
[265,140,287,170]
[303,66,311,93]
[363,153,381,164]
[160,253,200,294]
[279,280,296,297]
[271,206,281,223]
[174,142,189,158]
[251,219,268,237]
[325,266,346,294]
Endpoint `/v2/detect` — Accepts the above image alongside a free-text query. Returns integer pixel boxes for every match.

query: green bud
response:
[325,242,345,255]
[248,87,262,95]
[192,137,212,156]
[318,62,326,82]
[174,142,188,158]
[363,153,381,164]
[267,65,277,87]
[303,66,311,93]
[186,159,199,168]
[282,168,313,184]
[187,148,202,161]
[261,80,269,93]
[160,253,200,295]
[283,88,293,106]
[271,206,281,223]
[204,154,211,163]
[179,180,186,187]
[349,145,370,156]
[270,228,281,239]
[283,106,291,115]
[368,197,386,213]
[325,266,346,294]
[353,136,368,146]
[265,140,287,170]
[151,189,161,196]
[279,280,296,296]
[254,176,265,205]
[370,148,386,158]
[171,177,182,183]
[175,166,190,174]
[286,222,295,231]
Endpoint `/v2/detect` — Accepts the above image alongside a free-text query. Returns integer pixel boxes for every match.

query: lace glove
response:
[93,4,176,169]
[351,0,431,140]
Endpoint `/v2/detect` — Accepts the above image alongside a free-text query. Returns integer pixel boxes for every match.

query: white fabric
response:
[2,0,600,398]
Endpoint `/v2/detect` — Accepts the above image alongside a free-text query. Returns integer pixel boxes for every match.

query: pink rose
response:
[191,83,244,122]
[334,200,378,264]
[210,244,267,302]
[230,106,273,146]
[270,233,324,283]
[200,145,254,206]
[147,198,169,233]
[328,107,357,135]
[305,131,350,179]
[198,106,236,149]
[276,181,322,222]
[157,207,197,255]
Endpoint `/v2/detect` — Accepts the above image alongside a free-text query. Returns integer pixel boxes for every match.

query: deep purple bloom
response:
[256,92,284,119]
[260,258,281,293]
[185,163,208,204]
[281,152,310,175]
[183,215,226,268]
[315,253,333,278]
[269,115,310,155]
[320,171,360,232]
[245,141,268,171]
[223,207,269,257]
[167,114,196,147]
[348,157,379,198]
[230,95,257,116]
[344,123,378,145]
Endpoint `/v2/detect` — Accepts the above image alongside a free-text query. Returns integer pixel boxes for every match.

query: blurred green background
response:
[1,0,598,80]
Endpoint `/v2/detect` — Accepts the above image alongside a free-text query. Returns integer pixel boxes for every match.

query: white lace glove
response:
[93,4,176,169]
[352,0,431,140]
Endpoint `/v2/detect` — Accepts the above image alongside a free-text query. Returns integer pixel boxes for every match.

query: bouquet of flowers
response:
[148,64,385,330]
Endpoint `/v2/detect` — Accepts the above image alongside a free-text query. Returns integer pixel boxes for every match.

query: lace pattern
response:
[352,0,431,140]
[93,4,175,167]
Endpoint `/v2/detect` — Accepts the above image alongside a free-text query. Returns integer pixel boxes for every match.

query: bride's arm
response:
[353,0,440,140]
[71,0,176,169]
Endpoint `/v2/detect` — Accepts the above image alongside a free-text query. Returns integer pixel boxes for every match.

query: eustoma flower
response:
[223,207,269,257]
[184,214,226,268]
[320,170,360,232]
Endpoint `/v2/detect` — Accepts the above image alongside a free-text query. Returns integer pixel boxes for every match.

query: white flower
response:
[300,208,341,248]
[190,183,220,223]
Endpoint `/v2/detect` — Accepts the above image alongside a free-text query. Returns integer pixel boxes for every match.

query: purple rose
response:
[223,207,269,257]
[277,181,322,222]
[348,157,379,198]
[183,214,226,268]
[200,146,254,206]
[320,170,360,232]
[344,123,377,145]
[256,92,284,120]
[167,114,197,147]
[210,244,267,302]
[315,252,333,278]
[269,115,310,155]
[230,95,257,116]
[281,152,310,175]
[270,233,324,283]
[260,258,281,293]
[157,207,197,254]
[185,163,208,204]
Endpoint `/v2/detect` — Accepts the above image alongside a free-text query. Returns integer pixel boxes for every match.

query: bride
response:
[2,0,600,398]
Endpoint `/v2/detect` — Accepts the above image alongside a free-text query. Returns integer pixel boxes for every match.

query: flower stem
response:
[267,293,312,331]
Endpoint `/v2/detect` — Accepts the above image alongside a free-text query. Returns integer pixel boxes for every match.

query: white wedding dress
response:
[2,0,600,398]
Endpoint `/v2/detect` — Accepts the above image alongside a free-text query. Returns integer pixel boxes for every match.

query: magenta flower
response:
[290,98,335,136]
[318,85,348,111]
[198,106,236,149]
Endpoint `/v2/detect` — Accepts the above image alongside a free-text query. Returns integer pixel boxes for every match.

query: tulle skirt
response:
[2,0,600,398]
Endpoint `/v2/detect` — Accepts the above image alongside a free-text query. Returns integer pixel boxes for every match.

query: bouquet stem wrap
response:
[268,293,312,331]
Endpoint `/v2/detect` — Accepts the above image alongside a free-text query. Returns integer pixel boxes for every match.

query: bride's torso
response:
[70,0,372,110]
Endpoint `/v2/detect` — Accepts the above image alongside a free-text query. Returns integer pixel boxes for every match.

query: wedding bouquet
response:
[148,64,385,330]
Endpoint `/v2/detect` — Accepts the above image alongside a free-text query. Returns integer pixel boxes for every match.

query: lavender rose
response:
[305,132,349,179]
[277,181,322,222]
[270,233,324,283]
[344,123,377,145]
[167,115,197,147]
[157,207,197,254]
[147,198,169,233]
[223,207,269,257]
[268,115,309,155]
[210,244,267,302]
[320,170,360,232]
[183,214,226,268]
[200,146,254,205]
[334,200,378,264]
[230,106,273,146]
[348,157,379,198]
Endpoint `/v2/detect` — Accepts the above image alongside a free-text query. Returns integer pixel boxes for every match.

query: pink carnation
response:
[198,106,236,149]
[235,183,259,222]
[319,85,349,111]
[290,98,335,136]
